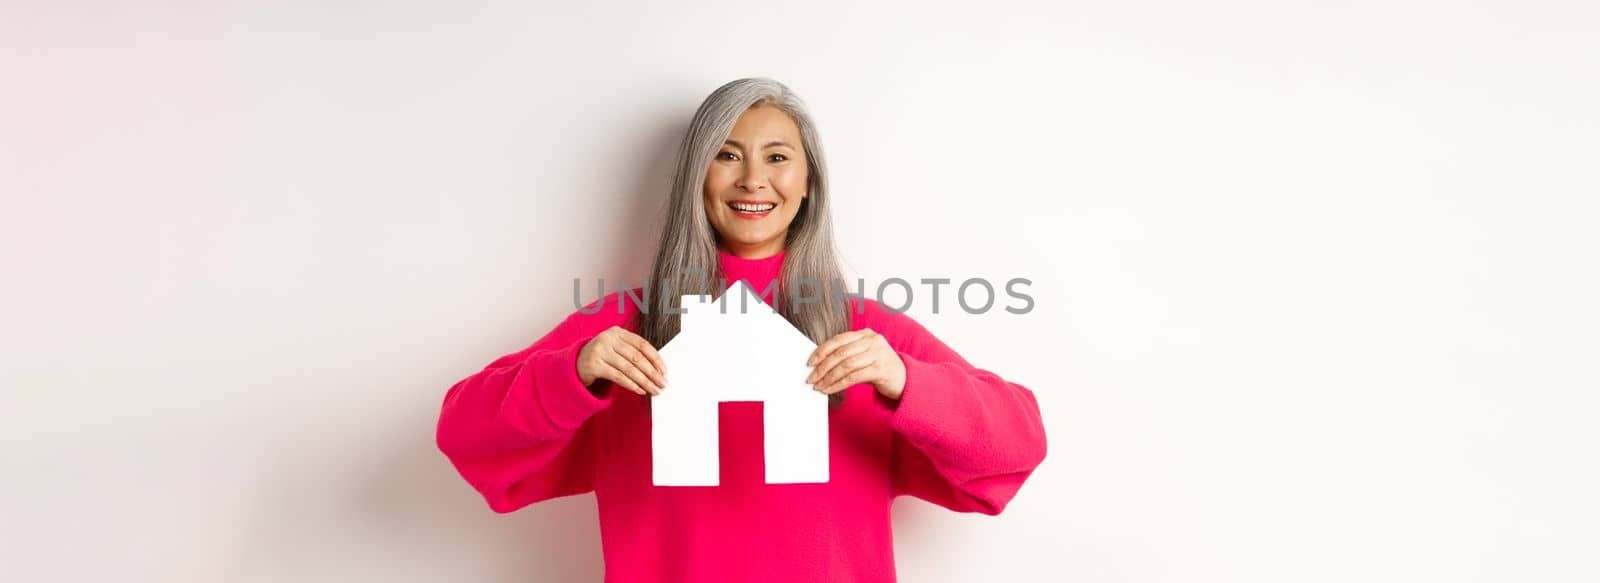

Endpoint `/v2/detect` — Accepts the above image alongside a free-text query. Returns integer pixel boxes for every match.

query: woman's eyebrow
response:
[724,139,796,150]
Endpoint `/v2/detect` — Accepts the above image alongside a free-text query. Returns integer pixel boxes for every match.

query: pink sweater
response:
[435,249,1048,582]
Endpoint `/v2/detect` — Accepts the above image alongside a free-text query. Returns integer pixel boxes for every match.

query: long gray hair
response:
[635,77,851,404]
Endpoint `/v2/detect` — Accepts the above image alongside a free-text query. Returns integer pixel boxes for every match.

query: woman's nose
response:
[737,162,766,191]
[732,169,764,192]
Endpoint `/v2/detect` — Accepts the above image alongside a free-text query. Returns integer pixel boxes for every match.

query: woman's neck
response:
[718,239,785,260]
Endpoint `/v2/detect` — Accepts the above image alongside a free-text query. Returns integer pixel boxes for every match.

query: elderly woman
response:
[436,77,1047,582]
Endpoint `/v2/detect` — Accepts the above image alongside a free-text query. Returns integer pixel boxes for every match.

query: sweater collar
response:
[716,247,785,300]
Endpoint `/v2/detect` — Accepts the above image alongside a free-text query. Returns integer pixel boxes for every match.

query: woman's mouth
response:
[727,200,777,219]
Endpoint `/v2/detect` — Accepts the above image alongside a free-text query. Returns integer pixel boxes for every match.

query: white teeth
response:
[730,202,777,212]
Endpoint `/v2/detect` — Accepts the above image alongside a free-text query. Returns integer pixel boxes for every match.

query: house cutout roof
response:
[651,280,830,486]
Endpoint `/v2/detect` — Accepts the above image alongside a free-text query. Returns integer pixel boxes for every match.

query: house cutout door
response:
[651,281,830,486]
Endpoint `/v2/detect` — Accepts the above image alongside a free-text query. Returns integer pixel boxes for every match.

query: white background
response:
[4,1,1598,581]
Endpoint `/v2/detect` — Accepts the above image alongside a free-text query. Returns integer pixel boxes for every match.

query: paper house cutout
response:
[651,280,829,486]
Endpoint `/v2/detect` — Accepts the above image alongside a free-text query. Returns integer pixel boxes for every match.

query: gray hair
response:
[636,77,851,405]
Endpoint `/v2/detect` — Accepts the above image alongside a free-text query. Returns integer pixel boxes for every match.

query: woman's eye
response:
[718,152,737,161]
[769,154,787,162]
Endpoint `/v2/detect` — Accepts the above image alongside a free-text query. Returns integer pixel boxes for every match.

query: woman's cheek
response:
[782,168,808,191]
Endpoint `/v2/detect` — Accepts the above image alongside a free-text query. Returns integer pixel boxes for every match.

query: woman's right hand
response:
[576,325,668,396]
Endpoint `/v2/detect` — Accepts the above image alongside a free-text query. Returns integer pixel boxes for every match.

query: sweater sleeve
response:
[859,301,1049,515]
[435,296,627,513]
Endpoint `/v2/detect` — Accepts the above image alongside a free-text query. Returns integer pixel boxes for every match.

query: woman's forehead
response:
[727,106,801,144]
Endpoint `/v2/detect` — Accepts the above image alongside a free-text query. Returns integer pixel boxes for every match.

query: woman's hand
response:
[805,328,907,400]
[577,326,668,396]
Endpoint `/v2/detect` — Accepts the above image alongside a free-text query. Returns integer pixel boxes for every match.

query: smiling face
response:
[703,103,808,259]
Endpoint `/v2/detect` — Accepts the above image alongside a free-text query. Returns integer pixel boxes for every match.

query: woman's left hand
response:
[806,328,907,400]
